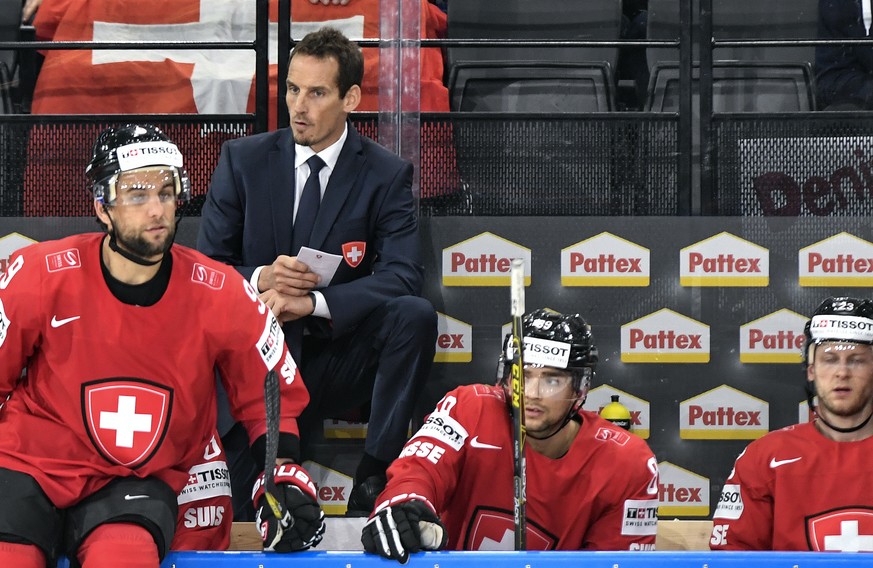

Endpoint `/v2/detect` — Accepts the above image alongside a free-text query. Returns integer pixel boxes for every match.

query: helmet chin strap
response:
[526,397,584,441]
[102,204,166,267]
[806,381,873,434]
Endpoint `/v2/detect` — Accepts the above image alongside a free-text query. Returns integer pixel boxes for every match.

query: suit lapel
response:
[310,124,364,250]
[269,129,296,256]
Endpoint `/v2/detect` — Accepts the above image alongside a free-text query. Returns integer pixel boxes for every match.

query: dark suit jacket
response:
[817,0,873,109]
[197,123,423,339]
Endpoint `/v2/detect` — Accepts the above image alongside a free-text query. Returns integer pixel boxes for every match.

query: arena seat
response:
[446,0,623,88]
[645,61,816,113]
[449,62,616,113]
[646,0,819,71]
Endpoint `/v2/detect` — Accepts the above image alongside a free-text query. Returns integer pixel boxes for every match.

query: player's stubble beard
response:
[112,218,176,260]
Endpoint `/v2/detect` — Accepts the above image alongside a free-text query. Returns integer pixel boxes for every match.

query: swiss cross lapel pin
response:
[342,241,366,268]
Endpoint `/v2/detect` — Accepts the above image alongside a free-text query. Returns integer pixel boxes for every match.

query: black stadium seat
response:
[647,0,819,71]
[646,61,816,113]
[449,62,615,113]
[447,0,623,83]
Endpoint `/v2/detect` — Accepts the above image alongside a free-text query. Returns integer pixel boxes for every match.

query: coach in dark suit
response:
[197,27,437,517]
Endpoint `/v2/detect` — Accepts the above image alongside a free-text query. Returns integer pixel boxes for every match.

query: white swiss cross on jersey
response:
[82,379,173,468]
[808,508,873,552]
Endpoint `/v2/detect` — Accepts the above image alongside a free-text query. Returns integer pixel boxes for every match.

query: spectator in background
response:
[711,297,873,551]
[817,0,873,110]
[361,309,659,561]
[197,27,437,518]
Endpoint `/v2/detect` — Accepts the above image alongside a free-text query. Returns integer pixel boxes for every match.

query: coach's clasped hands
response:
[361,496,447,563]
[252,464,325,552]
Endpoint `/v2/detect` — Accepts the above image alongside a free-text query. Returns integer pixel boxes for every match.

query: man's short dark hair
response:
[291,27,364,98]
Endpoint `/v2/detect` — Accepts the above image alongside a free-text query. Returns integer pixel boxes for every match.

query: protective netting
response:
[714,114,873,216]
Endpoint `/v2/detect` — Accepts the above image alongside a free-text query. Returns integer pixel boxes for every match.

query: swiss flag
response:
[25,0,457,215]
[31,0,449,123]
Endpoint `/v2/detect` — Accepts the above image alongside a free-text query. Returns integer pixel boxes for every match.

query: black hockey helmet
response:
[803,297,873,367]
[86,124,190,205]
[498,308,599,394]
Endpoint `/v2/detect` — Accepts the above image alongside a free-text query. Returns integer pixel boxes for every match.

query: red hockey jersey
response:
[711,421,873,551]
[380,385,659,551]
[0,234,308,510]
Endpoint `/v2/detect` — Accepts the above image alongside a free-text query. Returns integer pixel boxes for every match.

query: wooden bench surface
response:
[229,519,714,551]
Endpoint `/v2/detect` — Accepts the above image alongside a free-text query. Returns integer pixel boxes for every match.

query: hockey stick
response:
[263,369,291,530]
[509,258,527,550]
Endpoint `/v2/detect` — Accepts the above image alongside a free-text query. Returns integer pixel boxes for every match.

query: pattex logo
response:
[680,385,768,440]
[621,309,709,363]
[442,232,530,286]
[739,309,807,364]
[434,312,472,363]
[799,232,873,287]
[680,232,769,287]
[658,462,709,518]
[561,232,649,287]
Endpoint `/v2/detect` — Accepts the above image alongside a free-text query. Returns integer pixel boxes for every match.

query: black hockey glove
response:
[252,463,325,552]
[361,496,447,563]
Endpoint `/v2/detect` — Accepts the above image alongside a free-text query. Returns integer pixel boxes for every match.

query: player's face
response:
[99,167,178,260]
[286,54,360,153]
[522,366,578,437]
[808,341,873,427]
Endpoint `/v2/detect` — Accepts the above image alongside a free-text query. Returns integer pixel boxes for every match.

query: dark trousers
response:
[220,295,437,521]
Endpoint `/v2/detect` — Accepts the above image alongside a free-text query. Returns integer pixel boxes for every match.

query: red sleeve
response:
[710,445,774,550]
[376,387,475,513]
[583,441,659,550]
[171,433,232,551]
[213,275,309,447]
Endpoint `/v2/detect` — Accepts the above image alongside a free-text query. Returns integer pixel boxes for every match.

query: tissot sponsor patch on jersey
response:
[411,413,468,451]
[256,315,284,370]
[713,484,743,520]
[177,461,232,505]
[0,298,9,348]
[117,141,183,171]
[622,499,659,536]
[45,248,81,272]
[799,232,873,287]
[82,379,173,468]
[807,508,873,552]
[191,263,225,290]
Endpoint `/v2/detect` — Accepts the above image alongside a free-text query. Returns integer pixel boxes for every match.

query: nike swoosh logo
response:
[124,494,149,501]
[769,457,802,468]
[51,315,80,328]
[469,436,502,450]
